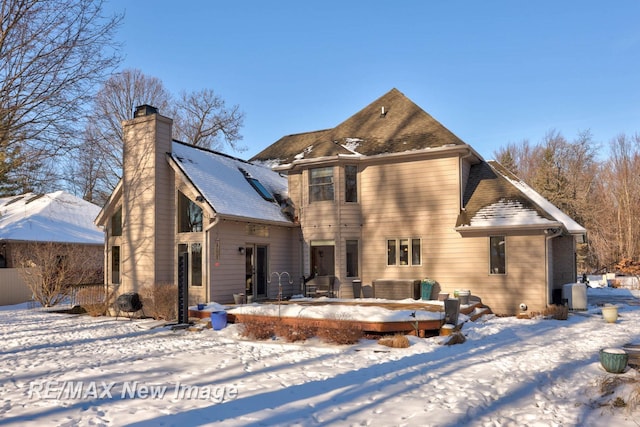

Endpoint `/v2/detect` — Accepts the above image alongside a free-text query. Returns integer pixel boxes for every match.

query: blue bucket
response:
[210,311,227,330]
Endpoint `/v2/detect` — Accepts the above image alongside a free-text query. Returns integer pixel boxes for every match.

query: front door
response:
[245,245,268,299]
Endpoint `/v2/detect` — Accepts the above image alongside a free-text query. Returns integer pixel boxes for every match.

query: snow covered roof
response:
[0,191,104,244]
[169,142,292,224]
[488,161,586,235]
[457,161,586,236]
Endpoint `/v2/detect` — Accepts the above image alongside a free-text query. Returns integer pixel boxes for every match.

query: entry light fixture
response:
[238,247,245,255]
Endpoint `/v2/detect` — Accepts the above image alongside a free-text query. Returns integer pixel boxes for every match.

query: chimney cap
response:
[134,104,158,118]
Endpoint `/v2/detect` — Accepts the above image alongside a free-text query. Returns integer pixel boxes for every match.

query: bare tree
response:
[598,134,640,264]
[174,88,245,151]
[14,242,103,307]
[0,0,122,195]
[71,69,245,205]
[495,129,600,268]
[71,69,173,203]
[66,124,110,203]
[493,139,540,184]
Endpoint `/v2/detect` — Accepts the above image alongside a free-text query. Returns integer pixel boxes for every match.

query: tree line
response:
[1,0,245,205]
[494,131,640,272]
[1,0,637,275]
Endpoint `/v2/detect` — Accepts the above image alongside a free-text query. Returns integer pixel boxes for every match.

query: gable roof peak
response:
[251,88,466,165]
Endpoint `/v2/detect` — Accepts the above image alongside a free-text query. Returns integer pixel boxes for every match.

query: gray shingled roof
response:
[250,88,465,165]
[457,161,586,236]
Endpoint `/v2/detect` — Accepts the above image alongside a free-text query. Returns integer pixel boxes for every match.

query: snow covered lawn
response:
[1,287,639,426]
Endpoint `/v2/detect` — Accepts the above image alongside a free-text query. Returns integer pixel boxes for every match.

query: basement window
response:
[239,168,275,202]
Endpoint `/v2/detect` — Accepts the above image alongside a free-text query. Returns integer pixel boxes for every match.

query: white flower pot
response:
[602,305,618,323]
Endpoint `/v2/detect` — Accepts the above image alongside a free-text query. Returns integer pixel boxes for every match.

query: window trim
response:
[489,235,506,275]
[111,246,120,285]
[344,165,358,203]
[345,239,359,278]
[178,243,203,287]
[386,238,422,266]
[178,191,203,233]
[111,206,122,237]
[309,166,335,203]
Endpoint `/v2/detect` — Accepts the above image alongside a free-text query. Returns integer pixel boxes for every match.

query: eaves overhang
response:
[274,144,482,172]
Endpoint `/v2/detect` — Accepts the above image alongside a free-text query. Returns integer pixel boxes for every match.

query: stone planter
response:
[599,348,628,373]
[601,305,618,323]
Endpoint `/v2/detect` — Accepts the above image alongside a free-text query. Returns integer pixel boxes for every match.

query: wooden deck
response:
[189,299,489,336]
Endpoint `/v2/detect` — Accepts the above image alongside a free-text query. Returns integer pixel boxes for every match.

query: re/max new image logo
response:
[28,381,238,402]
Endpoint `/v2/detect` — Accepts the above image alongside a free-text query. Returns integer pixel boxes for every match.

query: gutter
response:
[204,215,221,304]
[274,144,481,172]
[455,222,565,234]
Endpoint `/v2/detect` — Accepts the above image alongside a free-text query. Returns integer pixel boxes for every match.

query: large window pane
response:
[191,243,202,286]
[111,246,120,284]
[490,236,506,274]
[346,240,359,277]
[178,192,203,232]
[311,244,335,276]
[399,239,409,265]
[412,239,421,265]
[111,207,122,236]
[387,240,396,266]
[345,165,357,203]
[309,167,334,202]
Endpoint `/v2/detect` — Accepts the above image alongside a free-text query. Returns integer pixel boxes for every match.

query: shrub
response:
[316,324,363,345]
[596,374,640,413]
[77,285,117,317]
[274,322,317,342]
[627,382,640,414]
[444,331,467,346]
[544,304,569,320]
[140,283,177,321]
[378,334,410,349]
[241,319,276,340]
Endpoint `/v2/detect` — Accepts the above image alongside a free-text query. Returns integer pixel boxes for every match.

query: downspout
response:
[204,215,221,304]
[544,228,563,306]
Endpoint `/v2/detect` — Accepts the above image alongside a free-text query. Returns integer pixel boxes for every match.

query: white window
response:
[178,192,203,233]
[346,240,359,277]
[387,238,421,266]
[178,243,203,286]
[490,236,506,274]
[344,165,358,203]
[309,167,334,202]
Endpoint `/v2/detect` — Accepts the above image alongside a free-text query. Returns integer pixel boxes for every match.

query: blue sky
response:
[104,1,640,160]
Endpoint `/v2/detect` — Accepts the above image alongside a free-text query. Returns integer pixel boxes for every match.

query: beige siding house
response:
[251,88,586,315]
[96,106,301,305]
[97,89,585,315]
